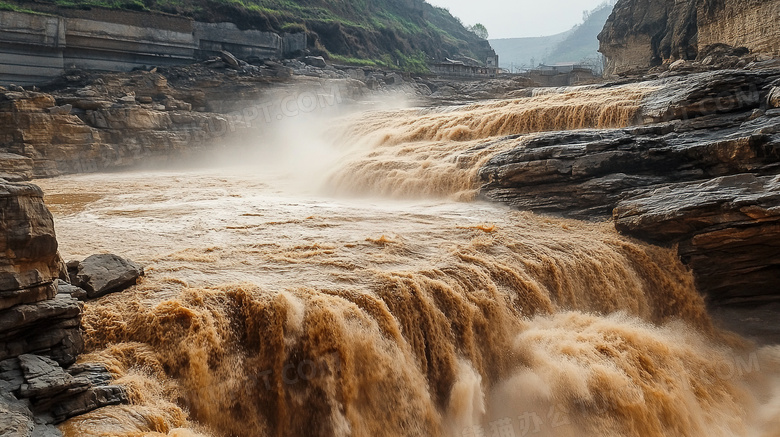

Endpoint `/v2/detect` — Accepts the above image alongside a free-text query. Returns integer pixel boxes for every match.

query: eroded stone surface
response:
[479,69,780,305]
[599,0,780,76]
[0,180,127,431]
[0,180,61,309]
[615,174,780,304]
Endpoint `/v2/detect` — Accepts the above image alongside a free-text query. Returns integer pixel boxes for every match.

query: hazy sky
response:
[427,0,610,39]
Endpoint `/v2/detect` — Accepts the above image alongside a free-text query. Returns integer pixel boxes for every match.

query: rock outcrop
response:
[480,70,780,217]
[0,79,229,180]
[478,69,780,306]
[0,180,61,310]
[0,179,127,435]
[614,174,780,305]
[599,0,780,76]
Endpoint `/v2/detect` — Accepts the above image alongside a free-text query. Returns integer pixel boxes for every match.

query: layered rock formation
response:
[0,75,230,180]
[0,179,127,436]
[614,174,780,305]
[0,58,446,181]
[479,69,780,307]
[599,0,780,76]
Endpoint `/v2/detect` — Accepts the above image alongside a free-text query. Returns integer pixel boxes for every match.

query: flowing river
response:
[34,85,780,437]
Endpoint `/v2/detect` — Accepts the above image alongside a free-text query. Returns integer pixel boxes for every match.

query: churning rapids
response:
[35,85,780,437]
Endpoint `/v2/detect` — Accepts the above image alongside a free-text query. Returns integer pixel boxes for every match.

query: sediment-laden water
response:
[36,85,780,437]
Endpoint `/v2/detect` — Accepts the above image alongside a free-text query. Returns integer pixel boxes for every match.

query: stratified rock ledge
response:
[478,69,780,308]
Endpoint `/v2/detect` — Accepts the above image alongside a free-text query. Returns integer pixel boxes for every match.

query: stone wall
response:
[526,68,598,87]
[194,22,281,60]
[0,9,306,86]
[0,12,65,85]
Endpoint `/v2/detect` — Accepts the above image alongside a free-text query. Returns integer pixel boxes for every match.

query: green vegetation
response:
[0,0,40,12]
[328,50,429,73]
[467,23,488,40]
[3,0,491,71]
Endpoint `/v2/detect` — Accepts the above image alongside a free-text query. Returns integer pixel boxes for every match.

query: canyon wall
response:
[0,82,229,180]
[0,180,126,436]
[698,0,780,59]
[0,9,306,86]
[598,0,780,76]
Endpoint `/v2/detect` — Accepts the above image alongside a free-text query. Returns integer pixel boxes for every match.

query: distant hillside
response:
[491,1,615,72]
[3,0,494,71]
[489,30,572,71]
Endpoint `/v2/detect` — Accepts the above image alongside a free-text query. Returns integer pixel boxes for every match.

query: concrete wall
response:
[63,17,196,71]
[0,10,307,86]
[0,13,65,85]
[194,22,280,60]
[526,68,598,86]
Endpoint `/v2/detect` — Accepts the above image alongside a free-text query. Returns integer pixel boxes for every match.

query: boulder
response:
[69,254,143,299]
[219,50,240,69]
[303,56,327,68]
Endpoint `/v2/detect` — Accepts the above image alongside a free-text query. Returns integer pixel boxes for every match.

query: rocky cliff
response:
[0,61,369,180]
[599,0,780,76]
[0,68,240,180]
[0,180,127,436]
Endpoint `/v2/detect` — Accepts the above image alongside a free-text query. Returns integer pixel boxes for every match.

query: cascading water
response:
[324,84,655,200]
[36,85,780,437]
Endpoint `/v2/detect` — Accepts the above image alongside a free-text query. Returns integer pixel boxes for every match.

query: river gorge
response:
[19,81,780,436]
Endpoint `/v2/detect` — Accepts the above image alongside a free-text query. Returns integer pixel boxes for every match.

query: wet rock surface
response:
[0,355,126,434]
[68,254,143,300]
[615,174,780,306]
[479,69,780,307]
[0,293,83,365]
